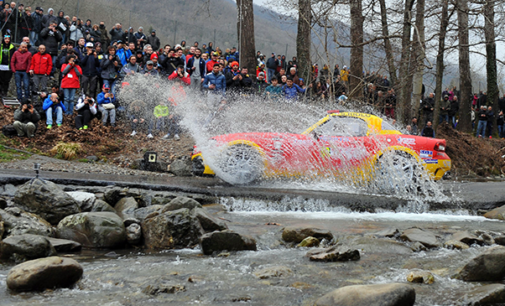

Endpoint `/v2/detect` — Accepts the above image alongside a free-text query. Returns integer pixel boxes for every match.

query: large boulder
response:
[400,228,441,248]
[103,187,123,207]
[314,283,415,306]
[458,284,505,305]
[484,205,505,220]
[448,231,484,246]
[13,179,80,225]
[126,223,141,245]
[200,230,257,255]
[162,197,202,212]
[7,256,83,292]
[0,234,56,261]
[193,208,227,232]
[282,226,333,243]
[66,191,96,212]
[0,207,55,237]
[142,208,203,249]
[134,205,163,222]
[308,245,360,262]
[57,212,126,248]
[169,158,192,177]
[90,199,116,213]
[455,246,505,281]
[114,197,138,220]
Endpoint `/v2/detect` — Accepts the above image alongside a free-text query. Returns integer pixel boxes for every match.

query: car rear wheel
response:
[376,151,419,193]
[217,145,264,185]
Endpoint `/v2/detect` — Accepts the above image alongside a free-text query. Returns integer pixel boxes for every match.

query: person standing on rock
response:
[13,100,40,137]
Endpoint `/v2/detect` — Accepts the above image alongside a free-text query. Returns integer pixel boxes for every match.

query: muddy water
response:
[0,203,503,306]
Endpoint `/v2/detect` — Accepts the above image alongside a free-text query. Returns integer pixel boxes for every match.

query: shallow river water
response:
[0,200,503,306]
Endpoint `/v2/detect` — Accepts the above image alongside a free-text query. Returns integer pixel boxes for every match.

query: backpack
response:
[2,124,17,137]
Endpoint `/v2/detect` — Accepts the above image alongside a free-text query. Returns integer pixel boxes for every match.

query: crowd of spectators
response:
[5,2,505,140]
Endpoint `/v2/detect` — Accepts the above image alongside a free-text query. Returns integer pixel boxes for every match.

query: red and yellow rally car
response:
[192,111,451,186]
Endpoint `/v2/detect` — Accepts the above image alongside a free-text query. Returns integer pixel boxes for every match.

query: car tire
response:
[192,156,206,176]
[376,151,420,193]
[217,144,264,185]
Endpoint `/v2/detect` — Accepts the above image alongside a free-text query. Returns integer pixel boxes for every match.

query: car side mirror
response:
[311,131,319,141]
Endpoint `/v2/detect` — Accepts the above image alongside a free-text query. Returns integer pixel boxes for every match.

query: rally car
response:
[191,111,451,187]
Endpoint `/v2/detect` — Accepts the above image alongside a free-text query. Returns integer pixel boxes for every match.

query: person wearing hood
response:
[82,19,92,33]
[109,23,123,44]
[126,27,137,48]
[69,16,83,44]
[180,40,186,49]
[146,29,160,52]
[98,21,110,47]
[120,55,140,78]
[55,11,68,46]
[135,50,144,69]
[40,20,62,75]
[134,27,146,50]
[115,40,131,66]
[0,34,14,96]
[31,7,44,45]
[19,6,33,43]
[439,95,451,124]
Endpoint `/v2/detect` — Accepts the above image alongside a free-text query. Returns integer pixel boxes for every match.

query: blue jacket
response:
[42,97,66,112]
[97,92,116,105]
[281,84,305,100]
[187,57,206,77]
[81,54,100,76]
[116,48,131,66]
[203,72,226,95]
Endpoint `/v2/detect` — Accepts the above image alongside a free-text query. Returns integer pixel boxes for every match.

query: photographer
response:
[61,54,82,115]
[40,20,62,75]
[168,65,190,85]
[100,46,122,94]
[81,42,99,98]
[42,92,65,129]
[75,94,97,130]
[13,100,40,137]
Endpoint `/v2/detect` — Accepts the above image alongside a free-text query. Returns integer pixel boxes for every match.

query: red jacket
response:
[11,50,32,73]
[60,63,83,89]
[29,52,52,75]
[168,71,190,85]
[206,60,219,74]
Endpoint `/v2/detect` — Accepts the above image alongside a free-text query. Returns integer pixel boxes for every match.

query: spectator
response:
[168,65,190,85]
[146,29,160,51]
[476,105,487,138]
[142,60,159,77]
[13,100,40,137]
[266,53,276,83]
[282,77,307,101]
[81,42,99,97]
[20,8,33,44]
[41,7,56,28]
[203,63,226,96]
[205,51,220,74]
[82,19,92,33]
[96,84,116,127]
[497,110,504,139]
[275,68,286,82]
[421,93,435,125]
[162,49,180,76]
[498,93,505,113]
[439,95,450,124]
[115,40,130,66]
[74,94,97,130]
[11,41,32,102]
[22,36,36,55]
[338,91,348,104]
[120,55,141,78]
[42,92,64,128]
[448,96,459,128]
[56,11,69,46]
[73,37,86,60]
[128,100,152,138]
[384,88,396,119]
[150,53,159,69]
[153,100,172,139]
[411,117,418,135]
[288,67,300,85]
[125,27,137,47]
[254,72,267,95]
[31,7,43,44]
[69,16,83,44]
[40,20,62,75]
[333,64,340,79]
[134,27,146,50]
[421,121,435,138]
[486,106,494,138]
[109,23,123,44]
[98,21,110,47]
[60,54,82,115]
[100,45,122,94]
[0,34,14,97]
[207,41,214,54]
[28,44,51,94]
[187,47,205,91]
[265,77,282,101]
[340,66,349,87]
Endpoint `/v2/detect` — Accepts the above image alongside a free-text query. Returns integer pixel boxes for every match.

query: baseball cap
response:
[85,42,93,48]
[146,60,154,65]
[116,40,123,44]
[258,72,265,77]
[212,52,219,56]
[103,84,110,90]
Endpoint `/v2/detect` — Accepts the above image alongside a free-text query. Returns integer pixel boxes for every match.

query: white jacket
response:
[75,95,97,115]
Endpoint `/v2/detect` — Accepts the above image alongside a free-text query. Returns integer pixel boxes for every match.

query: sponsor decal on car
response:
[423,159,438,164]
[420,150,433,158]
[398,137,416,145]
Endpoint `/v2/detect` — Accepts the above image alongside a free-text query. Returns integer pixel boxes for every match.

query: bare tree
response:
[433,0,451,130]
[397,0,415,125]
[349,0,364,99]
[297,0,312,83]
[484,0,499,125]
[457,0,473,133]
[237,0,257,78]
[411,0,426,119]
[379,0,398,87]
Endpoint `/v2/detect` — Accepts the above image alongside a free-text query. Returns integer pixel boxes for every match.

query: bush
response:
[50,142,82,160]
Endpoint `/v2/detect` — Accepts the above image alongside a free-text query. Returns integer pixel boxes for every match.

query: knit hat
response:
[231,61,239,68]
[150,53,158,60]
[258,72,265,77]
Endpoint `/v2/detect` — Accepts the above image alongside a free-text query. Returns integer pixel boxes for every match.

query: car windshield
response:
[313,117,368,137]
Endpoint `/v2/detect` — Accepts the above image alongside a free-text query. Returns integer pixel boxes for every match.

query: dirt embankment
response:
[436,122,505,178]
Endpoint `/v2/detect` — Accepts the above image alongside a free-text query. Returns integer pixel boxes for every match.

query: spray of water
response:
[118,75,452,202]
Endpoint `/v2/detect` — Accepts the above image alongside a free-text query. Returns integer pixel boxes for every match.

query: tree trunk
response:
[433,0,449,130]
[378,0,397,88]
[457,0,473,133]
[397,0,415,125]
[237,0,256,79]
[297,0,312,84]
[349,0,364,99]
[411,0,425,120]
[484,0,498,131]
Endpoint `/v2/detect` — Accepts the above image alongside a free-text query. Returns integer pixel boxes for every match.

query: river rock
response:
[46,237,81,252]
[142,278,186,295]
[449,231,484,246]
[0,184,17,197]
[200,230,257,255]
[0,234,56,261]
[0,207,55,237]
[455,245,505,281]
[115,197,138,220]
[308,245,360,262]
[162,197,202,212]
[298,236,320,247]
[103,187,123,206]
[314,283,415,306]
[6,256,83,291]
[142,208,203,249]
[0,196,6,209]
[457,284,505,305]
[13,179,80,225]
[282,226,334,243]
[348,237,413,255]
[495,235,505,246]
[57,212,126,248]
[126,223,141,245]
[169,158,192,177]
[90,199,116,213]
[254,266,293,279]
[193,208,227,232]
[0,221,4,240]
[410,241,428,252]
[374,228,399,238]
[134,205,163,222]
[66,191,96,212]
[407,270,435,284]
[400,228,441,248]
[444,240,469,250]
[484,205,505,220]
